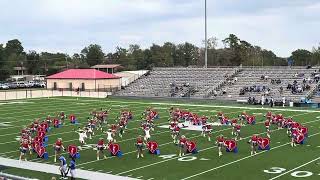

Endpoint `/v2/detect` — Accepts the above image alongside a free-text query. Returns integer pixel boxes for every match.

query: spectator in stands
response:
[234,77,238,83]
[213,90,218,97]
[222,90,227,95]
[279,86,283,94]
[271,79,275,84]
[265,98,269,105]
[239,89,245,95]
[306,84,311,90]
[265,89,270,96]
[261,95,265,106]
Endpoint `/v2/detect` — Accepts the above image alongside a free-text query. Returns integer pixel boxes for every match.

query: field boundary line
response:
[0,157,136,180]
[48,97,320,113]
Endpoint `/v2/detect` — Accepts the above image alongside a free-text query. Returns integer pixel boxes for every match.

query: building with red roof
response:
[46,69,121,91]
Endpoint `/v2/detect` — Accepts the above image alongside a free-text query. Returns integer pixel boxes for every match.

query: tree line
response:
[0,34,319,80]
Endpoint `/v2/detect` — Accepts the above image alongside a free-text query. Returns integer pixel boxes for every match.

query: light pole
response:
[204,0,208,68]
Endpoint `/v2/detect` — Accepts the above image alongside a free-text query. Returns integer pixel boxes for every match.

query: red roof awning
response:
[46,69,120,79]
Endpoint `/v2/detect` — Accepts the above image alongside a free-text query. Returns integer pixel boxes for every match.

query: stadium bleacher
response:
[116,67,237,98]
[116,66,320,103]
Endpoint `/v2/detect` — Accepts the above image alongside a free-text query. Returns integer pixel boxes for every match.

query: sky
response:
[0,0,319,57]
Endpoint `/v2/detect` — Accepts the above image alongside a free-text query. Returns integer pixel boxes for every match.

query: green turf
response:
[0,97,320,180]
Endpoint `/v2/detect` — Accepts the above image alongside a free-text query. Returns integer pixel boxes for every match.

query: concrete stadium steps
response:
[116,67,236,97]
[115,66,319,103]
[218,67,317,102]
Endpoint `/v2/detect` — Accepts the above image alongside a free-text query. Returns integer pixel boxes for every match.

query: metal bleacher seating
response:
[116,67,237,98]
[115,66,319,103]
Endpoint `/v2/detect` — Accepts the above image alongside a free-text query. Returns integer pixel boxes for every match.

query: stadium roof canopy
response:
[46,69,120,79]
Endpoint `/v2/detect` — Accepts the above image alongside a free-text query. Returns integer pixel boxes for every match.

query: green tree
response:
[127,44,143,70]
[26,50,41,74]
[40,52,68,75]
[0,44,12,80]
[222,34,242,65]
[291,49,312,66]
[4,39,24,56]
[222,34,240,49]
[311,45,320,65]
[81,44,105,66]
[114,46,128,68]
[70,53,89,68]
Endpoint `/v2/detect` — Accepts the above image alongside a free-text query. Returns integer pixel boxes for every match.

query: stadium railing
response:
[0,89,112,101]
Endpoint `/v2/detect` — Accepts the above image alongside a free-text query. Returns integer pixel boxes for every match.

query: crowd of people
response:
[239,85,270,96]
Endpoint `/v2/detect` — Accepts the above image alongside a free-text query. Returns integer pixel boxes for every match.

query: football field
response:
[0,97,320,180]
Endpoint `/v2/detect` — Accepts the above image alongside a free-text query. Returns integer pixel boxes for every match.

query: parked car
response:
[0,83,9,90]
[27,81,35,87]
[6,82,18,89]
[33,82,42,88]
[39,81,46,88]
[16,82,28,88]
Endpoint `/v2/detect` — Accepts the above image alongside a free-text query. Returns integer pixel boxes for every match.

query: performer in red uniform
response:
[178,135,187,157]
[235,124,241,141]
[53,138,65,162]
[19,139,30,161]
[216,135,224,157]
[136,136,145,158]
[248,134,258,155]
[265,120,271,138]
[96,138,107,160]
[231,119,237,136]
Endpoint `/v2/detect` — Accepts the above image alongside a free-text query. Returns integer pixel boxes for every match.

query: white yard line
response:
[0,157,136,180]
[181,132,320,180]
[115,119,320,176]
[268,156,320,180]
[50,97,320,113]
